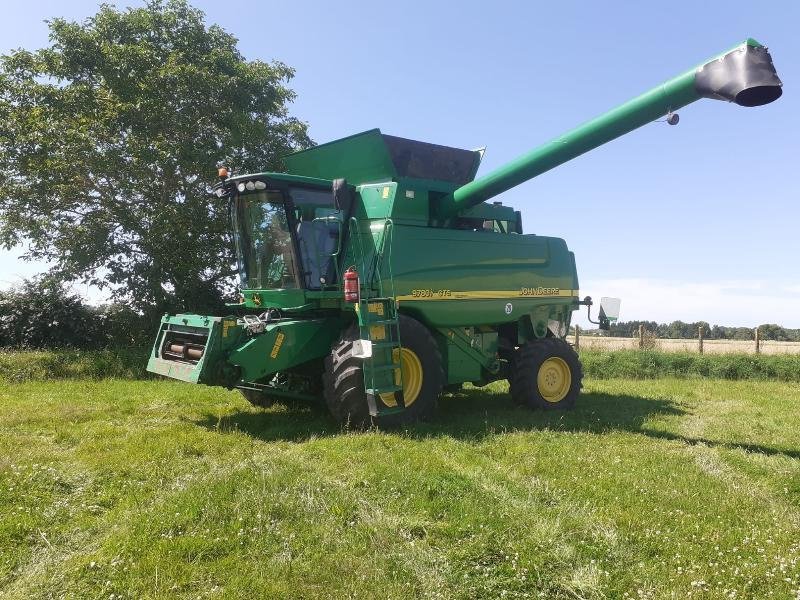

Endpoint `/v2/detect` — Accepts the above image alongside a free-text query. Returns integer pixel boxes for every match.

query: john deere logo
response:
[505,303,513,315]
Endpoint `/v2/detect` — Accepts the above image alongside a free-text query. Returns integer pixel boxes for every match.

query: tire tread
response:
[510,338,583,410]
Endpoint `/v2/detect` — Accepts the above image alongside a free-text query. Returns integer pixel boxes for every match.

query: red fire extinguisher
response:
[343,267,359,303]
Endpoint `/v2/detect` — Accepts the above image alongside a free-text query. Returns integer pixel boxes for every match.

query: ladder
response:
[349,218,405,417]
[356,297,405,417]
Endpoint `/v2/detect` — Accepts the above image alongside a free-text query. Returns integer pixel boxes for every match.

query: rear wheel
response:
[324,315,443,427]
[510,338,582,410]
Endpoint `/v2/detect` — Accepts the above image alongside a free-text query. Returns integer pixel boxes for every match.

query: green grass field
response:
[1,376,799,598]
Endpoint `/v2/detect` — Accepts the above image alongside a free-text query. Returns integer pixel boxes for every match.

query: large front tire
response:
[510,338,583,410]
[323,316,443,427]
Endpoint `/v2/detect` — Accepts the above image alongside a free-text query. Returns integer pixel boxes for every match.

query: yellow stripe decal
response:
[396,289,580,302]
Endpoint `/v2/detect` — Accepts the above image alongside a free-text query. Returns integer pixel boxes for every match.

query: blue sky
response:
[2,1,798,327]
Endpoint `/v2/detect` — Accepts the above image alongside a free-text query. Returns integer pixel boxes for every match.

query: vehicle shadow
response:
[640,430,800,460]
[196,388,677,442]
[428,388,683,437]
[433,388,800,461]
[195,400,339,442]
[194,387,800,462]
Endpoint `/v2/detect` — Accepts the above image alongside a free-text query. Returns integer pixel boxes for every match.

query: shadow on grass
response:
[196,400,339,442]
[640,430,800,460]
[194,387,800,461]
[196,388,678,442]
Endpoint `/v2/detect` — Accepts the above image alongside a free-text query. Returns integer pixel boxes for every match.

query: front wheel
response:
[323,315,443,428]
[510,338,583,410]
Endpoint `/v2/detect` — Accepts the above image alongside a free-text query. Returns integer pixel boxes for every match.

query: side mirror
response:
[598,297,621,331]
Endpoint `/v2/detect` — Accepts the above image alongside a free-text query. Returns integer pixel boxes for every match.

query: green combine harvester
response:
[147,39,782,426]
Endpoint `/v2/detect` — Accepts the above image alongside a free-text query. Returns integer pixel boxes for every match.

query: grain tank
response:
[147,39,782,426]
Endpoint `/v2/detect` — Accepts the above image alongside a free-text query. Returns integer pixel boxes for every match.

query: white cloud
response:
[574,278,800,328]
[784,284,800,295]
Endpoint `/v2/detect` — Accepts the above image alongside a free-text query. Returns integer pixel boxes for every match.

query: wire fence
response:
[570,326,800,355]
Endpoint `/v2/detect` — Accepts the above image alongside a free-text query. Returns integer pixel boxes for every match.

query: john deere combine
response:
[147,39,782,426]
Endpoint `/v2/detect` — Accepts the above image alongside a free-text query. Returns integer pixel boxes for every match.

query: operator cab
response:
[224,175,342,291]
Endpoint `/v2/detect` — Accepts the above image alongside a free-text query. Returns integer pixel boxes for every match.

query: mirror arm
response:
[581,296,610,330]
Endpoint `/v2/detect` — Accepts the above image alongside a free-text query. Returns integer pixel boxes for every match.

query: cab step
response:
[361,318,398,325]
[366,386,406,417]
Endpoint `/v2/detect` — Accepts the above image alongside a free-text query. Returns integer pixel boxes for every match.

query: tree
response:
[608,320,658,338]
[0,0,311,319]
[757,324,790,341]
[606,321,800,342]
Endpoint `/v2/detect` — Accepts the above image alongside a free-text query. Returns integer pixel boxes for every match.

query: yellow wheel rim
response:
[537,357,572,403]
[399,347,423,406]
[380,347,423,407]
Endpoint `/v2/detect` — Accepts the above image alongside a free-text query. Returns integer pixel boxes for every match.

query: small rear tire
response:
[510,338,582,410]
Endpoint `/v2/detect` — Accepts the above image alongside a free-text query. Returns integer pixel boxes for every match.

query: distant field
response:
[570,336,800,355]
[1,377,799,598]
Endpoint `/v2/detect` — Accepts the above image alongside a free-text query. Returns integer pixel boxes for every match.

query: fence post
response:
[638,324,644,349]
[698,325,704,354]
[755,327,760,354]
[574,324,580,351]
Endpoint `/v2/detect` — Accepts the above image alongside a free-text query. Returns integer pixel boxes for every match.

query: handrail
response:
[347,216,397,300]
[377,219,396,301]
[347,216,368,297]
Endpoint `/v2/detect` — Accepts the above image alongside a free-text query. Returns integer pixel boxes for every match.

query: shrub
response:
[0,278,158,349]
[0,279,107,349]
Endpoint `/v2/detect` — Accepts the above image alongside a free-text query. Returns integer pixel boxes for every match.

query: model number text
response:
[411,289,452,298]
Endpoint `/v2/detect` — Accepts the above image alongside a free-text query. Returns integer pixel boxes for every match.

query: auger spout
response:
[439,38,782,217]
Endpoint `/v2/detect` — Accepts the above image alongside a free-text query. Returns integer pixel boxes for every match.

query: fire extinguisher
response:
[343,267,359,303]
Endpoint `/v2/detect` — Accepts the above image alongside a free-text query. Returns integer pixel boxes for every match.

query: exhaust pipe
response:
[439,38,783,216]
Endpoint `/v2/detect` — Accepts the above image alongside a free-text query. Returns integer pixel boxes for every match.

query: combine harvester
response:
[148,39,782,426]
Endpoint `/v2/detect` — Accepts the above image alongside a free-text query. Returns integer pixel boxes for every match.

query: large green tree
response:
[0,0,311,316]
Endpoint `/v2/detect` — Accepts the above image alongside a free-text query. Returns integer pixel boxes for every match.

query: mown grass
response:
[1,376,799,598]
